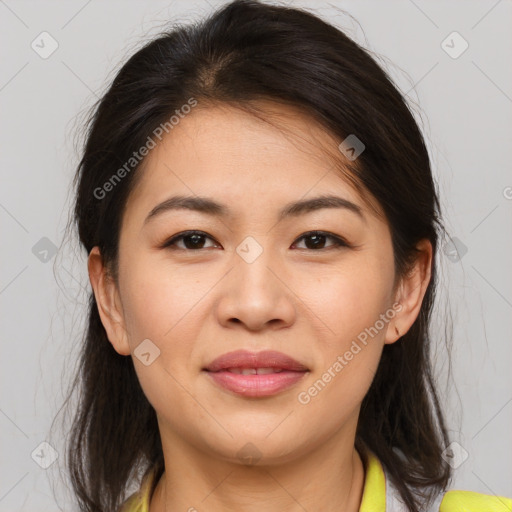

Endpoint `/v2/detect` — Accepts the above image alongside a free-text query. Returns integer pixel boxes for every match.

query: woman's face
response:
[91,102,428,465]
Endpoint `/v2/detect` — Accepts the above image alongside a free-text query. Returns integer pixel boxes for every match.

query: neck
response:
[149,430,366,512]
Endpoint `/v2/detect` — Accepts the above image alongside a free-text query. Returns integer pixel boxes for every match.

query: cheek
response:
[296,269,388,424]
[299,258,392,401]
[119,259,204,346]
[305,261,392,341]
[296,341,382,443]
[118,261,207,409]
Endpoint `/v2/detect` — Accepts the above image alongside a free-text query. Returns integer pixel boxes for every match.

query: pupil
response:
[306,234,325,249]
[182,234,327,250]
[186,234,204,249]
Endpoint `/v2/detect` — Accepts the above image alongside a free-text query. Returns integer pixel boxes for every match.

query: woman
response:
[65,1,511,511]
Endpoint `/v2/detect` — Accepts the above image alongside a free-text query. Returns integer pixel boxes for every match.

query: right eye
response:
[161,230,220,251]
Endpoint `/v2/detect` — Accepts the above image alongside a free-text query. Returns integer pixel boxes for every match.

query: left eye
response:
[161,230,349,251]
[292,231,349,250]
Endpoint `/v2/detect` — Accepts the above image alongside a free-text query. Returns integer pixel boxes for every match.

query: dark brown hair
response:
[63,1,453,510]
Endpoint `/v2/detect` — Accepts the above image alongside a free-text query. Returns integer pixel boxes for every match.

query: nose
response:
[215,239,296,332]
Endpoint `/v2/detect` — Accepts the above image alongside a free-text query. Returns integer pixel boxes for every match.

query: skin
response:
[88,102,432,512]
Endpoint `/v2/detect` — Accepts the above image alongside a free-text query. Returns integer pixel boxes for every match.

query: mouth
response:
[202,350,309,397]
[220,367,287,374]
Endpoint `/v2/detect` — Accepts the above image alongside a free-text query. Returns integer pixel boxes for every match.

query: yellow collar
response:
[121,449,512,512]
[359,448,386,511]
[122,449,387,512]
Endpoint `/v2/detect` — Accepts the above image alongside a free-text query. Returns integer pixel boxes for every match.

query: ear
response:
[384,239,433,344]
[87,246,131,356]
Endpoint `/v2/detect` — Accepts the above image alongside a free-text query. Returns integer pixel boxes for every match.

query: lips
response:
[203,350,309,398]
[224,367,284,374]
[203,349,309,373]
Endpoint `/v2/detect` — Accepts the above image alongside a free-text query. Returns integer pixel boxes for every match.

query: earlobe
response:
[87,247,131,356]
[385,239,433,345]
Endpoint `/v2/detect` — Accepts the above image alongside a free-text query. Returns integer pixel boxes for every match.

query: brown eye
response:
[162,231,218,250]
[292,231,349,250]
[161,230,350,252]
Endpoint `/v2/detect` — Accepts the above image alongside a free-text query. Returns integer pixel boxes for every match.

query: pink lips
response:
[203,349,309,397]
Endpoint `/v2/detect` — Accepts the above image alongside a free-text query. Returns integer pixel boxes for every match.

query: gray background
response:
[1,0,511,510]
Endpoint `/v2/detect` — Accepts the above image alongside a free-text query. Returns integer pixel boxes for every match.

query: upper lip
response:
[203,350,309,372]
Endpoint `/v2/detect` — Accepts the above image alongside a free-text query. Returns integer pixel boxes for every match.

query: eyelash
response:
[161,230,351,251]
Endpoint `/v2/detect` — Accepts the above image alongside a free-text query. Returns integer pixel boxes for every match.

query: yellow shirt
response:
[119,450,512,512]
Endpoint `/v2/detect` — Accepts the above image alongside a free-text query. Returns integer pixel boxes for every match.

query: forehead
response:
[124,102,381,222]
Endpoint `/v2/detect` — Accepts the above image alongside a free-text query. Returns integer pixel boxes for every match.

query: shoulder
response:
[365,447,512,512]
[440,490,512,512]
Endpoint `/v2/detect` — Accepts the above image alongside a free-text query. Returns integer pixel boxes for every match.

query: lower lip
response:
[204,370,308,397]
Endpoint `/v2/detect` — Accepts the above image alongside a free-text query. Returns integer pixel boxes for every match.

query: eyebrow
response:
[144,194,366,225]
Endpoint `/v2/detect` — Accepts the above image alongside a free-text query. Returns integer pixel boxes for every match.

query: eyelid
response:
[161,230,351,251]
[161,230,219,250]
[293,230,350,250]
